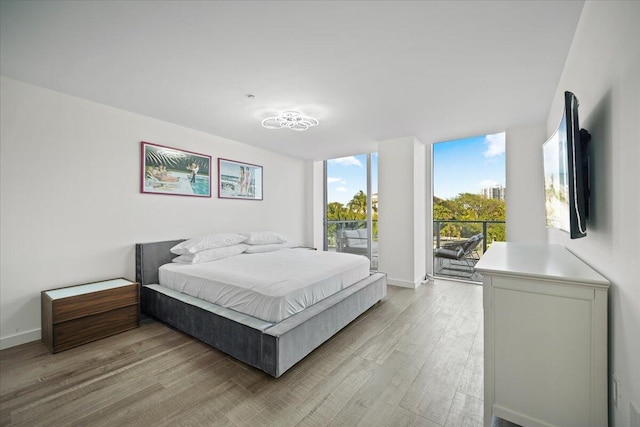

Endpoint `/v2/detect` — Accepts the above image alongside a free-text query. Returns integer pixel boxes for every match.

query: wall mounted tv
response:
[542,91,591,239]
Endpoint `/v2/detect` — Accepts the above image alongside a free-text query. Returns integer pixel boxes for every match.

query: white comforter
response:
[158,248,371,323]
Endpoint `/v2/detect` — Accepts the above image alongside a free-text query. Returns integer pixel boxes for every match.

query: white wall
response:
[505,123,547,243]
[0,77,312,348]
[311,161,325,250]
[413,142,427,280]
[545,2,640,425]
[378,136,426,288]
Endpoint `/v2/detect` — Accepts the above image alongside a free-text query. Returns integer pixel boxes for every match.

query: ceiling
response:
[0,1,584,160]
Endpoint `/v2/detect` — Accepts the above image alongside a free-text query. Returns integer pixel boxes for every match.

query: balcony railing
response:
[324,219,504,279]
[434,219,505,253]
[326,219,378,248]
[325,219,378,269]
[433,219,506,282]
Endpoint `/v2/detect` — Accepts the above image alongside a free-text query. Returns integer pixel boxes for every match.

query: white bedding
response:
[158,248,371,323]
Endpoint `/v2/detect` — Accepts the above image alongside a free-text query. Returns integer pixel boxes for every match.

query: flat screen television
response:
[542,91,591,239]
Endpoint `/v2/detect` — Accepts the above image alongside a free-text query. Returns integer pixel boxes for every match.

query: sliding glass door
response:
[432,133,506,282]
[324,153,378,269]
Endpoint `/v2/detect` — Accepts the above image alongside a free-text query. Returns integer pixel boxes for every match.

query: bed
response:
[135,240,387,377]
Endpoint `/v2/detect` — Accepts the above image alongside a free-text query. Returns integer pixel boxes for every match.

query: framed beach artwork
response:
[218,158,263,200]
[141,141,211,197]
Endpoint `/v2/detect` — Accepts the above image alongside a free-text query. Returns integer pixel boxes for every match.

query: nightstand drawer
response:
[52,285,138,323]
[53,305,139,352]
[42,278,140,353]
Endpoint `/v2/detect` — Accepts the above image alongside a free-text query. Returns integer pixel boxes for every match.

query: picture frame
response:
[141,141,211,197]
[218,158,263,200]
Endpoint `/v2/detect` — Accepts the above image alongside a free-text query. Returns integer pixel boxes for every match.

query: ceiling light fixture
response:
[261,110,319,131]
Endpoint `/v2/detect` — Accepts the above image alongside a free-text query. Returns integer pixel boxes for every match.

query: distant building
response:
[481,185,505,201]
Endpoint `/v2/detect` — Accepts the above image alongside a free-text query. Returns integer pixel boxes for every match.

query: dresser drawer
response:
[53,305,139,352]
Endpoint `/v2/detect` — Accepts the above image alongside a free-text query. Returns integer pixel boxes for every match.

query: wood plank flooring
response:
[1,279,489,426]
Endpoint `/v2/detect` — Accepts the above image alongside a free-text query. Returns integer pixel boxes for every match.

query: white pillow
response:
[172,244,248,264]
[170,233,247,255]
[357,228,368,239]
[241,231,287,245]
[343,229,361,246]
[244,243,289,254]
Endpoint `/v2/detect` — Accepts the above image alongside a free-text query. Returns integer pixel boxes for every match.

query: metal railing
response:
[326,219,379,269]
[433,219,505,282]
[323,219,503,277]
[326,219,378,249]
[433,219,506,254]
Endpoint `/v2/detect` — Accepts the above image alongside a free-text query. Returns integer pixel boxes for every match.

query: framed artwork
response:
[218,158,263,200]
[141,141,211,197]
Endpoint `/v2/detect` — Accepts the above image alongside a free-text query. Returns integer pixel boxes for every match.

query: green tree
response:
[347,190,368,218]
[326,192,379,247]
[433,196,454,220]
[327,202,348,220]
[433,193,506,243]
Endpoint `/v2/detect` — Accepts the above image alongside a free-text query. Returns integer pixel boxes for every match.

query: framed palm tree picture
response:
[141,141,211,197]
[218,158,263,200]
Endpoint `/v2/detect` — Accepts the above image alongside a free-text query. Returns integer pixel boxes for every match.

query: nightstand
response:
[41,278,139,353]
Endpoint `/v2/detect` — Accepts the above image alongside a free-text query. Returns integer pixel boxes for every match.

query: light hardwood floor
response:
[1,279,487,426]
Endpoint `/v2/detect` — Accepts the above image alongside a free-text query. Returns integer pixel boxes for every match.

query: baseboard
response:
[386,277,420,289]
[0,328,41,350]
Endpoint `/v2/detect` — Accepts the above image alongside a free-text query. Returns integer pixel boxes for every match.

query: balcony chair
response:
[434,233,484,277]
[336,228,378,257]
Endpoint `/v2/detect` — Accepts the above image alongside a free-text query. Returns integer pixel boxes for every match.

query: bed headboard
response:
[135,239,185,286]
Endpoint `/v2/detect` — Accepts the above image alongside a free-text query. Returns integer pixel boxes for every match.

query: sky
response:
[325,132,504,205]
[326,153,378,205]
[433,132,506,200]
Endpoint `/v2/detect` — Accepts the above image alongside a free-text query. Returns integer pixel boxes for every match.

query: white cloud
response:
[483,132,505,159]
[336,186,348,193]
[329,156,363,167]
[327,177,342,184]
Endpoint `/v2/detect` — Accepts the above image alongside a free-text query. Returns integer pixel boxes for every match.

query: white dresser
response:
[475,242,609,427]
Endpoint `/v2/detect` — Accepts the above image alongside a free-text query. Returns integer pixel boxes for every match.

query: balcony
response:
[325,219,504,281]
[326,219,378,270]
[433,219,506,283]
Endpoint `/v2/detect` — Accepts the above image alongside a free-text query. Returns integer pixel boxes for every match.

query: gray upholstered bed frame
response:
[135,240,387,377]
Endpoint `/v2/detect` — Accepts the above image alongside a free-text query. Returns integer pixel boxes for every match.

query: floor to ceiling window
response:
[432,133,506,282]
[324,153,378,269]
